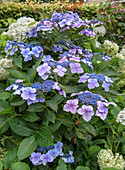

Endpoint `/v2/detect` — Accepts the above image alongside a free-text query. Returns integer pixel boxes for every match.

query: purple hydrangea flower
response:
[95,101,109,120]
[88,79,99,89]
[59,89,66,98]
[20,48,32,61]
[30,152,42,165]
[27,97,45,105]
[53,65,67,77]
[77,105,94,122]
[5,42,12,52]
[42,55,54,62]
[10,46,18,55]
[48,149,59,159]
[78,73,89,83]
[102,81,111,91]
[54,142,63,153]
[37,63,51,77]
[63,99,79,114]
[21,87,36,101]
[69,63,83,74]
[81,29,95,37]
[40,153,54,166]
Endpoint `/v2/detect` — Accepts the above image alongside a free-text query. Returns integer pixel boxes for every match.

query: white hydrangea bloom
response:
[112,42,119,54]
[104,40,113,49]
[120,49,125,56]
[7,17,37,42]
[97,149,125,170]
[104,40,119,55]
[116,108,125,125]
[122,45,125,49]
[93,25,106,37]
[95,41,101,47]
[0,57,16,80]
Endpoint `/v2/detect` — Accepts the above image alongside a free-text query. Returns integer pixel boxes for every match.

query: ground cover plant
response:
[0,10,125,170]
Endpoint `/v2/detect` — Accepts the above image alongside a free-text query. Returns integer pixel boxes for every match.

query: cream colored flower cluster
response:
[7,17,36,42]
[93,25,106,38]
[0,57,16,80]
[116,108,125,125]
[104,40,119,55]
[97,149,125,170]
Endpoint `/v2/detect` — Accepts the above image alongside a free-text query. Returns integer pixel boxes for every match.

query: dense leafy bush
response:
[0,0,98,28]
[96,1,125,45]
[0,11,125,170]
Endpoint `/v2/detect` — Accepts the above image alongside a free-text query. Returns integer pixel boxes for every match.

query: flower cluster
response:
[116,108,125,125]
[93,24,106,38]
[78,73,113,91]
[6,80,66,105]
[0,57,16,80]
[30,142,74,166]
[104,40,119,56]
[80,29,95,37]
[63,91,116,121]
[7,17,37,42]
[97,149,125,170]
[5,41,43,61]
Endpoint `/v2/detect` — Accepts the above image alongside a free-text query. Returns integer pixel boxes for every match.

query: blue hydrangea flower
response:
[41,80,55,92]
[54,142,63,153]
[40,153,54,166]
[21,87,36,101]
[30,152,42,165]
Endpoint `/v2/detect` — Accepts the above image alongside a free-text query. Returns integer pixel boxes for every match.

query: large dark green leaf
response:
[36,126,53,147]
[13,55,23,69]
[5,68,29,82]
[17,136,37,161]
[46,100,58,112]
[88,145,101,155]
[9,118,35,136]
[81,122,96,136]
[59,117,74,128]
[0,115,9,134]
[12,162,30,170]
[3,147,18,169]
[23,112,39,122]
[0,100,13,115]
[27,103,44,112]
[0,92,10,100]
[0,160,3,170]
[96,60,110,73]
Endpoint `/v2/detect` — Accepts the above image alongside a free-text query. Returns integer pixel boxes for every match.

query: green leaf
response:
[23,112,39,122]
[13,55,23,69]
[0,115,9,134]
[118,124,125,132]
[0,100,12,115]
[111,106,121,119]
[9,118,35,136]
[96,60,110,73]
[60,117,74,128]
[49,121,62,133]
[56,158,67,170]
[5,68,29,82]
[80,62,92,73]
[76,166,90,170]
[27,103,44,112]
[46,109,56,123]
[17,136,37,161]
[0,160,3,170]
[29,57,42,83]
[75,127,85,139]
[12,162,30,170]
[46,100,58,112]
[81,122,96,136]
[10,100,26,106]
[88,145,101,155]
[36,126,53,147]
[4,138,17,150]
[0,92,10,100]
[3,147,18,169]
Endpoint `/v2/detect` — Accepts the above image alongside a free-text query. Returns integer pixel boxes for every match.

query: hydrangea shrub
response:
[0,11,125,170]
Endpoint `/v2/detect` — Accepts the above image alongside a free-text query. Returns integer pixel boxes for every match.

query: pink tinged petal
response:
[82,113,93,122]
[59,89,66,98]
[63,104,70,112]
[58,57,68,63]
[95,110,107,120]
[67,99,78,105]
[70,105,78,114]
[41,74,48,80]
[70,92,83,97]
[77,108,84,115]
